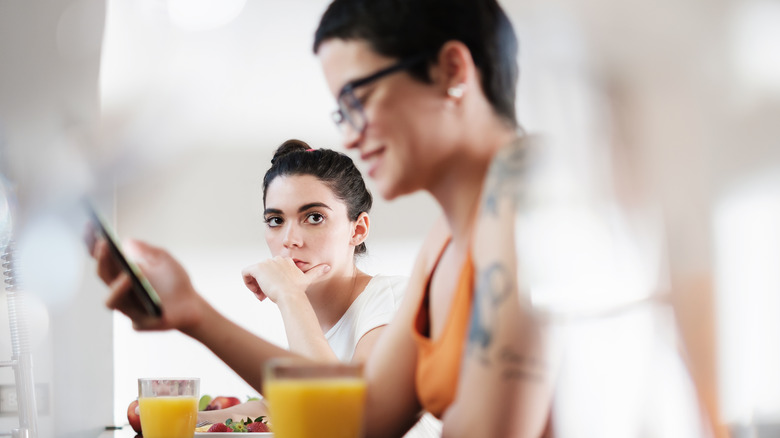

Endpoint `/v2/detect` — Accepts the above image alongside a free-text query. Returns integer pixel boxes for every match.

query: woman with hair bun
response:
[195,139,430,430]
[242,138,404,365]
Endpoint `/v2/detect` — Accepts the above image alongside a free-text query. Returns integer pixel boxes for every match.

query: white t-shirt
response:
[325,274,407,362]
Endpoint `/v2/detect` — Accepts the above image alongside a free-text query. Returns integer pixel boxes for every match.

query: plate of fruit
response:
[195,417,272,436]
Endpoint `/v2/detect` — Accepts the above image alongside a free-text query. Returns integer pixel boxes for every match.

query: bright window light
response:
[167,0,246,32]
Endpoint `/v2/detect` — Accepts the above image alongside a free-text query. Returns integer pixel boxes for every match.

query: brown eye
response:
[305,213,325,225]
[265,216,283,228]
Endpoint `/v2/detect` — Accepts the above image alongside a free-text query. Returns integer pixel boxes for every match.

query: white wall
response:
[0,0,112,437]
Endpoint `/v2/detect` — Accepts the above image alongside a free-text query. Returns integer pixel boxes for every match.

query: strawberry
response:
[229,421,246,432]
[246,422,270,432]
[207,423,232,432]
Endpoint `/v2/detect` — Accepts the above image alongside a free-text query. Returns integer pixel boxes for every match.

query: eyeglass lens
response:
[336,91,366,133]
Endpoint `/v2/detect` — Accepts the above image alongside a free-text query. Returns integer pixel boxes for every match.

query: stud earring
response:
[447,84,465,99]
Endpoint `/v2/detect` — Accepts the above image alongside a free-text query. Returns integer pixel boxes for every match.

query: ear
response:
[432,40,477,99]
[350,212,370,247]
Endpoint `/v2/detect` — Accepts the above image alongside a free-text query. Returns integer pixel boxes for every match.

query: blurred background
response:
[1,0,779,437]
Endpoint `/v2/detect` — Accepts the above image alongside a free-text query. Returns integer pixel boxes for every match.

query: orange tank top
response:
[412,244,474,419]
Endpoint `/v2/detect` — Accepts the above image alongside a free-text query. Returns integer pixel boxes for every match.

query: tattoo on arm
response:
[482,139,528,217]
[467,138,547,381]
[467,263,546,382]
[499,347,547,382]
[467,262,513,364]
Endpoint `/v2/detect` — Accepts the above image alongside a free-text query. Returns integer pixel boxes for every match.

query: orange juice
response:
[139,395,197,438]
[266,377,366,438]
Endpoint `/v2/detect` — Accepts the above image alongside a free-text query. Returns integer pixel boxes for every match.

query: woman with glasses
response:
[312,0,555,437]
[93,0,552,437]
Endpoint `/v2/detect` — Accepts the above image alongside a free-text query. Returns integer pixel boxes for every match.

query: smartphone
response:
[86,204,163,317]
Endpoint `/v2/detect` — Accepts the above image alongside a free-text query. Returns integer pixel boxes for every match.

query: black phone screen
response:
[87,204,163,317]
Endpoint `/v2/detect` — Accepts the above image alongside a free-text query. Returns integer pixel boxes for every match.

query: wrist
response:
[276,288,309,310]
[179,294,215,339]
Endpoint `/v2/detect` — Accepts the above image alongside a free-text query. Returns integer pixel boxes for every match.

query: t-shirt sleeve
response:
[353,275,408,343]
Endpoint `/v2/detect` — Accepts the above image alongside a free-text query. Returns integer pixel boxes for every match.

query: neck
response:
[306,265,369,333]
[429,122,518,247]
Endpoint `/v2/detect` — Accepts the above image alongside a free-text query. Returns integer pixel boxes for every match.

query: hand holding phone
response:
[86,204,163,317]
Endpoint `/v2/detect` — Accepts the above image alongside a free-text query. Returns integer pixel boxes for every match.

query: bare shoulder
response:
[416,214,451,272]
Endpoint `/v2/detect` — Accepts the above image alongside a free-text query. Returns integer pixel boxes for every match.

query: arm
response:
[243,258,398,364]
[96,239,300,393]
[241,256,339,362]
[273,290,341,363]
[351,326,385,363]
[361,217,452,438]
[441,138,556,437]
[242,256,340,362]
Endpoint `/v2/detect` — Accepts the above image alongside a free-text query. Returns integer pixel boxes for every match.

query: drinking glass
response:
[138,378,199,438]
[264,359,366,438]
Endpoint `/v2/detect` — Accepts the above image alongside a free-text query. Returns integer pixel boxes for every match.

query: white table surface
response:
[97,427,138,438]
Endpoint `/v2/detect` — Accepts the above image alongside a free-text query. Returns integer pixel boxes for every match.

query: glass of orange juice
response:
[138,378,199,438]
[264,359,366,438]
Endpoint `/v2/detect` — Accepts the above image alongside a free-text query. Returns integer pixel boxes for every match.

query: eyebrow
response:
[263,202,333,216]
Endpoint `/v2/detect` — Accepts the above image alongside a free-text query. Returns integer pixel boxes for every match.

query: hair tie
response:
[306,148,315,151]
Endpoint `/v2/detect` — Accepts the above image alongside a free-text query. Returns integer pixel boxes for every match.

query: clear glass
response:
[138,378,199,438]
[264,358,366,438]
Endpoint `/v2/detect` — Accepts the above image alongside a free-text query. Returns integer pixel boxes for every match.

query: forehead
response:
[317,39,397,97]
[265,174,343,209]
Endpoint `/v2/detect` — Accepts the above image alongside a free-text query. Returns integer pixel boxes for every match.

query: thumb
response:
[304,264,331,280]
[123,239,156,266]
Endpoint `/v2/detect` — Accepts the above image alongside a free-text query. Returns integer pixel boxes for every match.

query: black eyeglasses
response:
[331,54,428,134]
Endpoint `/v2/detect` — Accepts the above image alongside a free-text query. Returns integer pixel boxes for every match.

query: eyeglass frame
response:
[331,53,429,134]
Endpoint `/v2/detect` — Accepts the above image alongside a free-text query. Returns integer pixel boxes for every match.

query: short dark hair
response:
[263,139,373,255]
[313,0,519,128]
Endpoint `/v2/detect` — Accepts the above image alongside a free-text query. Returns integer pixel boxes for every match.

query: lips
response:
[293,259,308,270]
[360,147,384,177]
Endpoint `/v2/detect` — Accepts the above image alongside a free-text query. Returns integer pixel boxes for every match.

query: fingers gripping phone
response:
[86,204,163,317]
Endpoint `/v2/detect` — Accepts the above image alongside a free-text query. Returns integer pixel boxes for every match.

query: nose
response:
[282,223,303,248]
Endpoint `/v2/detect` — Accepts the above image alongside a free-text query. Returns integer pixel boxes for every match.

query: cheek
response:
[303,231,329,252]
[264,232,281,252]
[366,89,408,133]
[372,95,437,151]
[315,230,351,258]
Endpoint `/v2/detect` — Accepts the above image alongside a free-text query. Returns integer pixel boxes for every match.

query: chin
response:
[374,169,418,201]
[376,180,400,201]
[377,182,413,201]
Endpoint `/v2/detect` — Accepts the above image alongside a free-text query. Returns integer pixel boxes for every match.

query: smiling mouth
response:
[361,147,384,176]
[360,147,383,162]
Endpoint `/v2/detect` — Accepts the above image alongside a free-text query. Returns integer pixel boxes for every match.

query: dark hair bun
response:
[271,139,312,165]
[262,138,372,255]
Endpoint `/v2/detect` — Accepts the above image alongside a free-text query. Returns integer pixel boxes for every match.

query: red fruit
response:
[205,396,242,410]
[127,399,142,434]
[246,422,270,432]
[207,423,233,432]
